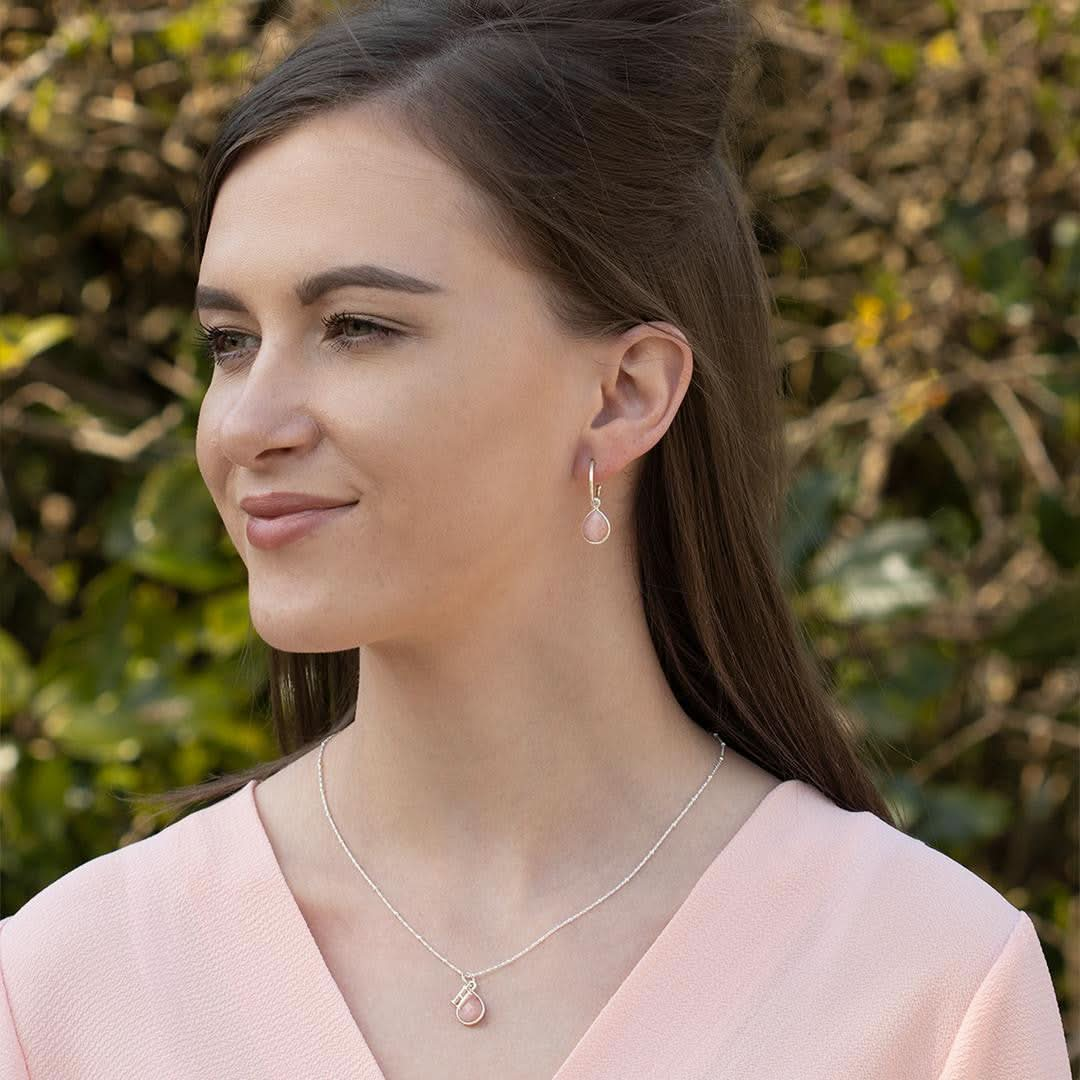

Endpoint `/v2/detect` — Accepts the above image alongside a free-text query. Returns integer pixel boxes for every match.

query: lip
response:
[239,492,357,517]
[240,492,359,551]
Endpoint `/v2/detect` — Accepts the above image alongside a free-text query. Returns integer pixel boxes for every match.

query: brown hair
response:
[143,0,896,825]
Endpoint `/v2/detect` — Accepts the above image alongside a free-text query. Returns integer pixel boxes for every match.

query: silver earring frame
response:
[581,458,611,544]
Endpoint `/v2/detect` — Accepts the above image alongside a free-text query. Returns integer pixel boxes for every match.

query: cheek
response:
[194,391,244,547]
[194,394,224,496]
[373,358,554,577]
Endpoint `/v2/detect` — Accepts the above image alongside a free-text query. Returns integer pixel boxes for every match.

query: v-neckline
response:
[240,774,798,1080]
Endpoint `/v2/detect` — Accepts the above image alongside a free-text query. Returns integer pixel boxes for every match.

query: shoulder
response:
[767,780,1040,1050]
[778,778,1024,954]
[857,791,1027,959]
[798,785,1068,1076]
[686,778,1069,1076]
[3,781,252,945]
[0,782,256,1042]
[720,778,1067,1073]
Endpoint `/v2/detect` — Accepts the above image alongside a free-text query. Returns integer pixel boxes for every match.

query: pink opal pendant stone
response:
[452,977,486,1025]
[582,507,611,544]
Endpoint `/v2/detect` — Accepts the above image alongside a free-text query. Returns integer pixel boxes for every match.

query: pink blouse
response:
[0,775,1070,1078]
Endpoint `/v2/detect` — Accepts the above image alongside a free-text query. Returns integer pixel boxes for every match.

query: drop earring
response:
[581,458,611,544]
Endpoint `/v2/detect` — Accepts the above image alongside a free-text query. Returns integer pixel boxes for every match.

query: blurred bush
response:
[1,0,1076,1060]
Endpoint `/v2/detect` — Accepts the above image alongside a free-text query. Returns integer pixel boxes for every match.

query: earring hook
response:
[589,458,602,503]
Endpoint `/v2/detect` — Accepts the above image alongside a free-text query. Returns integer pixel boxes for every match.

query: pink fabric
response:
[0,776,1069,1079]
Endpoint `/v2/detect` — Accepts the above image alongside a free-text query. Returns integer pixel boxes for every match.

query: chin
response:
[249,605,360,654]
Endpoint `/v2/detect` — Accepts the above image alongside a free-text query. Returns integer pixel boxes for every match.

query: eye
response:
[321,312,400,351]
[194,324,257,367]
[194,314,401,368]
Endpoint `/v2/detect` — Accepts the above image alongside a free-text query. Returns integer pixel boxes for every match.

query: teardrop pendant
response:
[582,503,611,544]
[452,975,486,1025]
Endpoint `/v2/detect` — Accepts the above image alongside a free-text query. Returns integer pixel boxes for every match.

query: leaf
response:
[127,458,243,591]
[880,40,919,82]
[780,467,841,578]
[937,200,1037,310]
[0,314,76,377]
[846,641,957,742]
[913,783,1012,850]
[35,565,134,702]
[1037,491,1080,569]
[807,519,940,619]
[201,588,252,657]
[990,582,1080,664]
[0,630,35,721]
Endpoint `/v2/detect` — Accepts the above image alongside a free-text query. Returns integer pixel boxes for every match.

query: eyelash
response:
[194,313,400,367]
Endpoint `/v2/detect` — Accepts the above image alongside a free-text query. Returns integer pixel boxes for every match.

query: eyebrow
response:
[194,264,445,314]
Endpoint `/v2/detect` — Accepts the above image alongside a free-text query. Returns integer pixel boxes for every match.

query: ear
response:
[577,320,693,487]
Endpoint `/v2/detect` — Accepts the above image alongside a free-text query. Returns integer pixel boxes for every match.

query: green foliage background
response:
[1,0,1077,1061]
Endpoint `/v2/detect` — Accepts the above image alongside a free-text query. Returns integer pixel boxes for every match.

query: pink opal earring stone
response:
[582,502,611,544]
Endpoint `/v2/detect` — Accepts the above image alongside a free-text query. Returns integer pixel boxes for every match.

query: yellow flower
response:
[852,293,886,350]
[926,31,962,70]
[896,369,949,427]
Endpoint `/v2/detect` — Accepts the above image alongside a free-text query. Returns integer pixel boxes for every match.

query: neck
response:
[321,571,724,916]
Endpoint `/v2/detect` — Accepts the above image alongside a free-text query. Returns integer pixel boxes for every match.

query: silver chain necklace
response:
[316,728,726,1026]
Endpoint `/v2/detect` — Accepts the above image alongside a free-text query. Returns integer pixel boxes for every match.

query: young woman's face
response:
[195,106,602,652]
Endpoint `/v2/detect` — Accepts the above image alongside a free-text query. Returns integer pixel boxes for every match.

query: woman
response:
[0,1,1069,1077]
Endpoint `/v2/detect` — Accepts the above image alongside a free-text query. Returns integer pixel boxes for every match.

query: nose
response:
[215,347,320,467]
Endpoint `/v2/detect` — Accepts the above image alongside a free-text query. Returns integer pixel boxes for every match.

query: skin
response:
[194,103,759,935]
